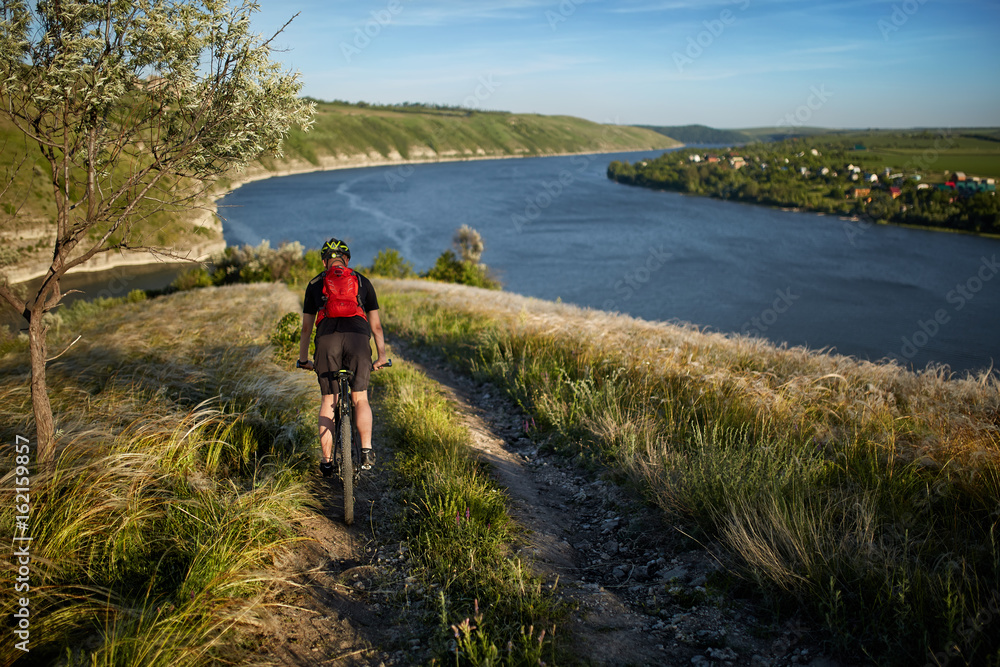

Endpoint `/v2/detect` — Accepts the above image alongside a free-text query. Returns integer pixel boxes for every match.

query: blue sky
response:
[250,0,1000,129]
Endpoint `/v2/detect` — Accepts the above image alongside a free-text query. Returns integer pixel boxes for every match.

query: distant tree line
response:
[301,98,509,116]
[639,124,751,145]
[608,140,1000,235]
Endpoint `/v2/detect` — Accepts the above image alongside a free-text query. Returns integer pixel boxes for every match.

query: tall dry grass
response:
[373,362,562,665]
[378,278,1000,665]
[0,283,317,666]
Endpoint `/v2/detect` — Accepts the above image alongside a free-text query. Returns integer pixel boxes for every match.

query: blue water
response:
[218,150,1000,375]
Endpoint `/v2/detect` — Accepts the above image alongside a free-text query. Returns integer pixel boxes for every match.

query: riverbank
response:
[3,206,227,285]
[607,135,1000,237]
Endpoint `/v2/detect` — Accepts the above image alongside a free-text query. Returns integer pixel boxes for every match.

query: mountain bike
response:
[333,360,391,525]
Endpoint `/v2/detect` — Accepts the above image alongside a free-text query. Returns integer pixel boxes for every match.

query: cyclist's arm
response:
[368,309,388,369]
[299,312,316,366]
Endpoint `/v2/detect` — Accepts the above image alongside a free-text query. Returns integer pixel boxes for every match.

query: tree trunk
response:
[27,308,56,465]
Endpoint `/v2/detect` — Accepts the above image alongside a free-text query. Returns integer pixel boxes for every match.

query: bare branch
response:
[46,334,81,362]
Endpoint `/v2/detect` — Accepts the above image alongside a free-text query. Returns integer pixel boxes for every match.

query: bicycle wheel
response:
[340,398,354,525]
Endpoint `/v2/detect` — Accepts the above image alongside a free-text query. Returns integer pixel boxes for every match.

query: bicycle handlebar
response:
[295,358,392,370]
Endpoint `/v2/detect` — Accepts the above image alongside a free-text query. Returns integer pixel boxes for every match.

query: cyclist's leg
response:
[318,393,336,463]
[342,332,374,451]
[315,332,345,467]
[351,390,372,450]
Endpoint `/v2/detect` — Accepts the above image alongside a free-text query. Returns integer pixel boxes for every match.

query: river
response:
[27,150,1000,375]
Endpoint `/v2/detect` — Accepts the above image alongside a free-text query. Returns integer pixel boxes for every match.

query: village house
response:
[849,187,872,199]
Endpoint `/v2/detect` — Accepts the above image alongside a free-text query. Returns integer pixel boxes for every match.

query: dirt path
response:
[247,476,396,666]
[252,344,849,666]
[398,344,849,667]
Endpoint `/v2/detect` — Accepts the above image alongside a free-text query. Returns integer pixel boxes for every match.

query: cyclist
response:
[298,237,389,477]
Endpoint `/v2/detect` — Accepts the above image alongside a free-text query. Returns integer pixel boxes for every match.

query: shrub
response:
[367,248,415,278]
[270,312,302,362]
[0,245,20,267]
[212,241,312,285]
[424,250,501,290]
[172,267,213,291]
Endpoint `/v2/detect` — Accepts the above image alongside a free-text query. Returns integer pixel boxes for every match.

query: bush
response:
[212,241,314,285]
[0,245,20,267]
[423,250,501,290]
[172,267,213,291]
[269,312,302,362]
[367,248,415,278]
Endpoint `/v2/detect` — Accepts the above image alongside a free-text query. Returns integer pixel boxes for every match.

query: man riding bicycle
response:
[298,237,389,477]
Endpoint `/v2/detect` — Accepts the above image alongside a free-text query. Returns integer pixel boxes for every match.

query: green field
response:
[764,129,1000,180]
[849,149,1000,181]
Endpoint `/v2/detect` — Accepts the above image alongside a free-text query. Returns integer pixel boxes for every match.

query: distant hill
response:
[254,101,681,176]
[738,126,833,140]
[641,124,845,145]
[639,124,750,145]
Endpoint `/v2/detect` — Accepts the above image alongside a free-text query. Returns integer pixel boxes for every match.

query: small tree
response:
[0,0,314,463]
[453,224,483,263]
[425,227,501,290]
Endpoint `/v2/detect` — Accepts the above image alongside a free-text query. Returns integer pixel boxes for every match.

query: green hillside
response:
[640,123,752,145]
[255,100,680,171]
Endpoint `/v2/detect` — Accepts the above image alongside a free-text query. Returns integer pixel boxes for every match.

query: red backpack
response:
[317,266,367,323]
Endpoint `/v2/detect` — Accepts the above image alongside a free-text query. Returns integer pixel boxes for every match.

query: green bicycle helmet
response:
[321,237,351,261]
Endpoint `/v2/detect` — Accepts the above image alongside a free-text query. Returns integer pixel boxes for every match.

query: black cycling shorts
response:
[315,332,372,394]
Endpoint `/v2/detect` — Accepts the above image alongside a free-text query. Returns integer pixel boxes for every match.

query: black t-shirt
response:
[303,269,379,338]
